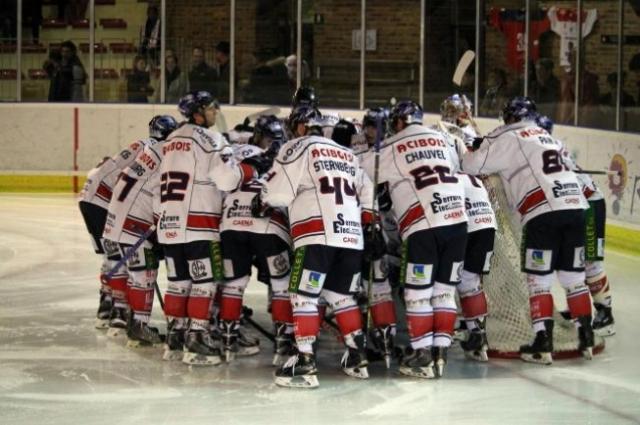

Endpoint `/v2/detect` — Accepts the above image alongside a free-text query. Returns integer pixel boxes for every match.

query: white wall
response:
[1,103,639,226]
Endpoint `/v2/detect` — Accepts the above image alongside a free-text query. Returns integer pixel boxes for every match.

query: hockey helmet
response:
[178,90,219,119]
[148,114,178,140]
[253,114,286,151]
[440,94,471,123]
[389,100,423,132]
[534,114,554,134]
[288,105,323,134]
[501,96,537,124]
[292,86,319,108]
[331,119,359,148]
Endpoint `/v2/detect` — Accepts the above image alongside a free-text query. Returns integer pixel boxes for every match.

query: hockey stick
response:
[153,280,165,311]
[241,306,275,342]
[104,224,156,280]
[243,107,282,126]
[575,169,621,176]
[452,50,475,87]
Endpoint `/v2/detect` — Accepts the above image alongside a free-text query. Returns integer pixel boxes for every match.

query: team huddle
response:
[78,87,616,389]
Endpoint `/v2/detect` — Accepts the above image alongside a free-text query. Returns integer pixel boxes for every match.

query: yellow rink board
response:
[1,174,638,256]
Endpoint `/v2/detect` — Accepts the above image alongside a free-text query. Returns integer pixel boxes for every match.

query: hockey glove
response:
[250,193,273,218]
[377,183,392,212]
[363,223,386,263]
[243,153,274,176]
[472,137,485,151]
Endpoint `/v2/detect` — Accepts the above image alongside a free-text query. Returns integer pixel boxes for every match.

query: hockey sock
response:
[324,290,362,349]
[586,267,611,307]
[271,275,293,331]
[99,258,113,297]
[432,282,457,348]
[291,293,319,354]
[219,276,250,322]
[404,287,434,349]
[368,280,397,328]
[459,270,487,329]
[317,303,327,335]
[128,269,157,323]
[109,274,129,310]
[164,280,190,322]
[526,274,554,332]
[187,281,216,330]
[558,271,591,319]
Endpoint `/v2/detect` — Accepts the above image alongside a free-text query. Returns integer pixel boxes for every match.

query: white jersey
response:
[548,6,598,68]
[460,173,496,233]
[461,120,588,225]
[103,140,164,245]
[80,139,152,209]
[220,144,291,244]
[559,142,604,201]
[261,134,374,250]
[156,123,243,244]
[365,124,467,239]
[434,121,476,151]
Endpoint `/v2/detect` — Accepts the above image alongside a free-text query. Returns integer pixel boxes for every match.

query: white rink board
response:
[0,103,639,226]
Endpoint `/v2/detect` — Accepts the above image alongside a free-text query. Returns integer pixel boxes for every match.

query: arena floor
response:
[1,194,639,425]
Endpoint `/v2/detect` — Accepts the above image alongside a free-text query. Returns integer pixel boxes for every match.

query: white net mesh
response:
[482,175,600,356]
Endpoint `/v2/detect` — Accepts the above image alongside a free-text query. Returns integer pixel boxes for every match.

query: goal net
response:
[482,175,605,358]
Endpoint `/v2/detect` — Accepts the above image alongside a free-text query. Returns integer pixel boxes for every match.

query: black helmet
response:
[288,105,322,133]
[178,90,219,120]
[501,96,537,123]
[254,114,286,150]
[331,119,358,148]
[389,100,423,132]
[148,115,178,140]
[292,86,318,108]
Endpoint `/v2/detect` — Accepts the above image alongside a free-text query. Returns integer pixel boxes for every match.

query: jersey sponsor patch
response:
[165,256,177,278]
[573,246,585,269]
[188,258,213,282]
[348,272,361,293]
[483,251,494,273]
[449,261,464,283]
[223,258,235,279]
[267,251,290,277]
[525,249,552,272]
[405,262,433,286]
[299,269,326,295]
[597,238,604,259]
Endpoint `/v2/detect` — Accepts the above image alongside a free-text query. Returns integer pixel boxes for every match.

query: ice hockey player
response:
[157,91,246,366]
[79,123,164,331]
[254,105,376,388]
[536,115,615,336]
[291,86,319,109]
[337,113,398,368]
[437,94,480,146]
[218,115,293,364]
[462,97,594,364]
[102,114,178,346]
[363,100,468,379]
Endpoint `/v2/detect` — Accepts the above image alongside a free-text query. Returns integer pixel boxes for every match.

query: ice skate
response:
[273,322,295,366]
[432,347,448,378]
[106,307,128,337]
[95,293,112,329]
[577,316,595,360]
[126,319,164,348]
[163,322,185,361]
[593,305,615,337]
[520,320,553,365]
[460,328,489,362]
[398,347,435,379]
[182,330,222,366]
[340,333,369,379]
[274,351,319,389]
[237,327,260,357]
[371,325,394,369]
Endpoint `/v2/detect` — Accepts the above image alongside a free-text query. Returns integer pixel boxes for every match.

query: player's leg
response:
[557,210,594,359]
[585,198,614,335]
[274,245,331,388]
[162,243,191,361]
[519,214,557,365]
[103,239,129,337]
[78,201,112,327]
[183,240,223,366]
[218,231,254,361]
[398,229,437,379]
[324,247,368,379]
[458,228,494,362]
[431,222,467,377]
[122,240,162,347]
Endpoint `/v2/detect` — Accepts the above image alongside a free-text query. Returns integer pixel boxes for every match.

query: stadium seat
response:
[28,69,49,80]
[110,43,137,54]
[80,43,108,54]
[41,18,67,29]
[100,19,127,29]
[94,69,119,79]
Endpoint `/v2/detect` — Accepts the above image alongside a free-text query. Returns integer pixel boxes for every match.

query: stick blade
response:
[453,50,475,87]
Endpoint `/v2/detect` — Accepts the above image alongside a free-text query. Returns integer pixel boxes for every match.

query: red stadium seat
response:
[110,42,137,54]
[29,69,49,80]
[100,19,127,29]
[94,69,119,79]
[41,18,67,29]
[80,43,108,54]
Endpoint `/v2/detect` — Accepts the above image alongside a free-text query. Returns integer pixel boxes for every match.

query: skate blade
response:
[236,346,260,357]
[95,319,109,329]
[594,325,615,337]
[272,353,286,367]
[581,347,594,360]
[398,366,435,379]
[107,327,126,338]
[274,374,319,389]
[384,354,392,369]
[224,349,236,363]
[182,352,222,366]
[127,338,162,349]
[520,352,552,365]
[342,366,369,379]
[435,361,445,378]
[162,348,184,361]
[464,349,489,362]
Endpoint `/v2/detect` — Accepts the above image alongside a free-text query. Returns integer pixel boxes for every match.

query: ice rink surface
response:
[1,193,639,425]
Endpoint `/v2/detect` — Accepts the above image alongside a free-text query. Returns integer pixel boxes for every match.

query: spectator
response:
[161,51,188,103]
[139,4,160,66]
[188,46,216,94]
[44,40,86,102]
[24,0,43,44]
[284,54,311,89]
[558,47,599,125]
[213,41,231,102]
[127,55,153,103]
[530,58,560,118]
[0,0,17,40]
[628,53,640,104]
[599,72,635,107]
[480,67,509,117]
